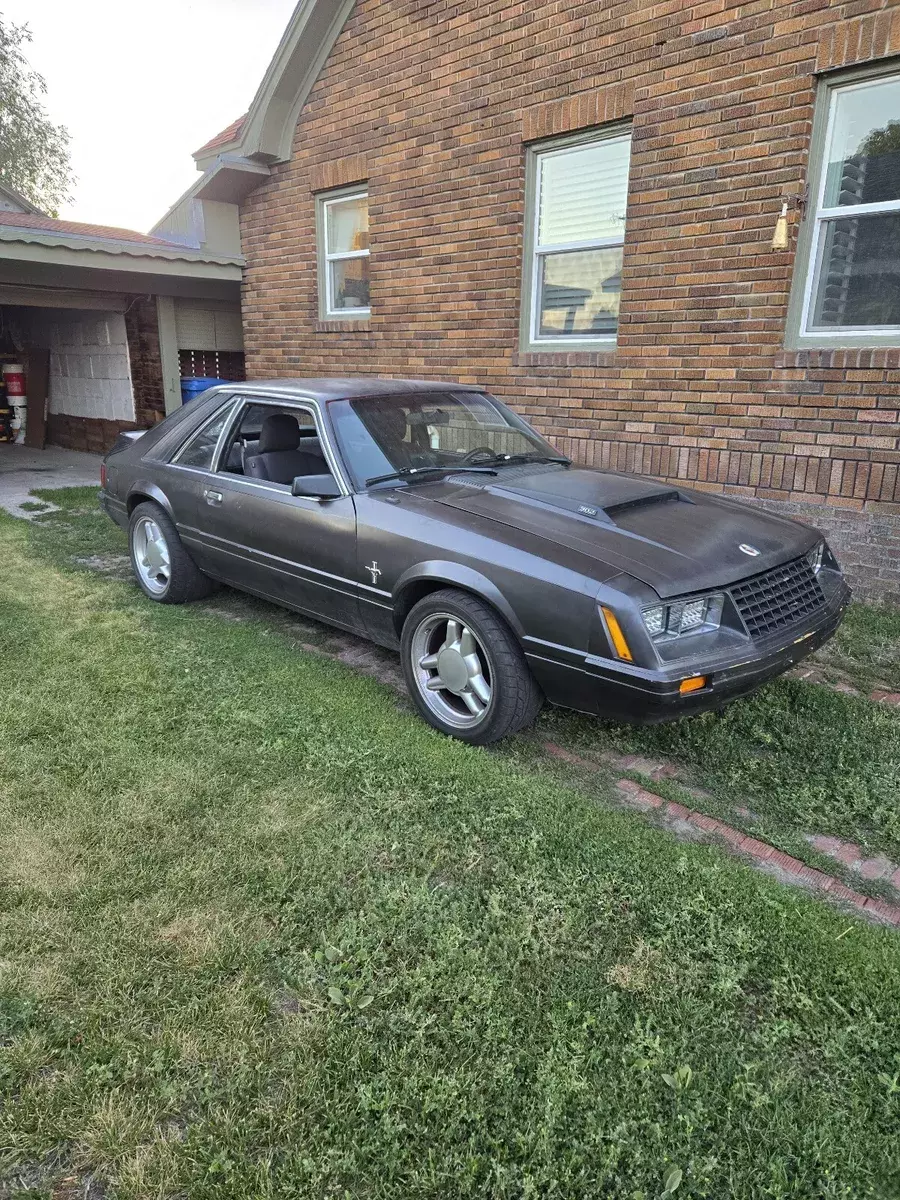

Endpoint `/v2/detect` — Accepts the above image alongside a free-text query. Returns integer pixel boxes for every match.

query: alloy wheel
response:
[133,516,171,595]
[410,612,493,729]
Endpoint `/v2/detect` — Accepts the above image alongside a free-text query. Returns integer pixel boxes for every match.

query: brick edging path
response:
[542,741,900,928]
[790,664,900,707]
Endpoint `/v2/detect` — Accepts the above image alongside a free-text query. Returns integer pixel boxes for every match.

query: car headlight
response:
[642,605,666,637]
[807,541,825,575]
[642,594,724,641]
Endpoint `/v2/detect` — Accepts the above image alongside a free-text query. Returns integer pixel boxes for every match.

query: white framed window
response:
[792,67,900,345]
[317,187,370,319]
[521,126,632,352]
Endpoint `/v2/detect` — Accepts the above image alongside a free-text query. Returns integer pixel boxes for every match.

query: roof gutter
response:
[0,238,243,281]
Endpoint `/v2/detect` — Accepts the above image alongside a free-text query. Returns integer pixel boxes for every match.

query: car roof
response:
[225,378,484,402]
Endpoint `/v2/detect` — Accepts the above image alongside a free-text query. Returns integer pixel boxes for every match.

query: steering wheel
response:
[459,446,497,465]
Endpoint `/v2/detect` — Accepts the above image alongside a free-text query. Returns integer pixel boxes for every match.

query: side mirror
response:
[291,473,342,501]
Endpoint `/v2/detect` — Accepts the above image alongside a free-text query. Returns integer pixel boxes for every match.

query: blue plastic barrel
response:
[180,377,228,404]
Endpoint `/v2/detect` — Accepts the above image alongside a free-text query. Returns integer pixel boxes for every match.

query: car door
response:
[152,396,241,549]
[187,396,363,633]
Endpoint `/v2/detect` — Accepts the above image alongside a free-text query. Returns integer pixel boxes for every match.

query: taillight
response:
[100,462,107,488]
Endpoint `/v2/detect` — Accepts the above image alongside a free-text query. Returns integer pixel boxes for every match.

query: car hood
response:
[425,466,816,599]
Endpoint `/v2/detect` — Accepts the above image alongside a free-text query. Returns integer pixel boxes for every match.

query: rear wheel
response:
[401,588,543,744]
[128,501,216,604]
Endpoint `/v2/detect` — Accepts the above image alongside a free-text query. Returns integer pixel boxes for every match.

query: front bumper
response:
[527,581,851,723]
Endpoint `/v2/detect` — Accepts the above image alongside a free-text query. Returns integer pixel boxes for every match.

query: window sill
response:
[315,319,372,334]
[787,334,900,352]
[514,342,618,367]
[777,344,900,369]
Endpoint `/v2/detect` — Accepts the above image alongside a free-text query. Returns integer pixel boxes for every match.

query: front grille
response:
[730,556,826,639]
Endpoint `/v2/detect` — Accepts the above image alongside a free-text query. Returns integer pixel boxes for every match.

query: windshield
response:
[328,390,560,489]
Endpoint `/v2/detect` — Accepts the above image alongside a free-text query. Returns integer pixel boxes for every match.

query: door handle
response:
[203,489,223,506]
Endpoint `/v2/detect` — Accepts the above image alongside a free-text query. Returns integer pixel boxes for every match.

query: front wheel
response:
[400,588,543,744]
[128,501,216,604]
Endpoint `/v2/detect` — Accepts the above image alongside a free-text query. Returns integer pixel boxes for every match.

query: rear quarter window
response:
[171,405,234,470]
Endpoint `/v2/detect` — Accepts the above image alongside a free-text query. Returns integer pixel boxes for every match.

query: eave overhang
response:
[0,235,243,281]
[194,157,273,204]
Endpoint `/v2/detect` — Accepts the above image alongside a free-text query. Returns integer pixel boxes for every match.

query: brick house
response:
[183,0,900,600]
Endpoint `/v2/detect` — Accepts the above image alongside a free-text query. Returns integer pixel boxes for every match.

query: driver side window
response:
[219,401,328,487]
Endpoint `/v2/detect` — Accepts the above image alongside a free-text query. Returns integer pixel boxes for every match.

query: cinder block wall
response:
[34,298,166,453]
[42,311,134,422]
[23,307,135,453]
[240,0,900,601]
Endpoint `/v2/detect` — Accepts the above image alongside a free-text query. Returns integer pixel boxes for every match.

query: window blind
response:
[175,302,245,352]
[538,137,631,246]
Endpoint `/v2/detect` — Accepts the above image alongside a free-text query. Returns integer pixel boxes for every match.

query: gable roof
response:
[192,0,357,169]
[159,0,357,235]
[0,181,45,216]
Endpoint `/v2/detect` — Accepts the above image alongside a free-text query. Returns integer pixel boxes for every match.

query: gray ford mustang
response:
[101,378,850,744]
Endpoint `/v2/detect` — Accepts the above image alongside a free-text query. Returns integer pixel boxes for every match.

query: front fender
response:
[394,560,525,637]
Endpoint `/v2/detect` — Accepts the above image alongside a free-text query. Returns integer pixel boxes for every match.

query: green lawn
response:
[1,491,900,1199]
[538,670,900,880]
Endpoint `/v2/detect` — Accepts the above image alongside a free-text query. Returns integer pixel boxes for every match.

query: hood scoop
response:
[603,489,681,519]
[493,471,686,525]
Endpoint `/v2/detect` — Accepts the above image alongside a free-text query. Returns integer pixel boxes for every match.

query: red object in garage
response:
[2,363,25,396]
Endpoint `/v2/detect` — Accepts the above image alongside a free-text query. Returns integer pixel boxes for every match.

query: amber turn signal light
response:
[679,676,708,695]
[601,607,634,663]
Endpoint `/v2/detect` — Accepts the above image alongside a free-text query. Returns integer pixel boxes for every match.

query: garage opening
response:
[0,303,135,453]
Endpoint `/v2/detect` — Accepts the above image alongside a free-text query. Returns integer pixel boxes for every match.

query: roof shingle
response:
[193,115,246,158]
[0,209,180,246]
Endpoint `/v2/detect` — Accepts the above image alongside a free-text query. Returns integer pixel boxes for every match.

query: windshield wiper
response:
[365,464,499,487]
[466,452,571,469]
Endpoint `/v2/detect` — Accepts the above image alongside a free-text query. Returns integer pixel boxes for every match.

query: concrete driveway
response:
[0,445,102,518]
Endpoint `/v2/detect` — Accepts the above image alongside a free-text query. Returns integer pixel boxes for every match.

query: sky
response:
[5,0,298,232]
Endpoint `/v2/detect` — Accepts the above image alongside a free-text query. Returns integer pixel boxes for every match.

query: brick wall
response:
[46,412,138,455]
[124,297,167,427]
[239,0,900,600]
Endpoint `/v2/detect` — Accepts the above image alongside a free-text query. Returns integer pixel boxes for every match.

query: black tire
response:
[400,587,543,745]
[128,501,217,604]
